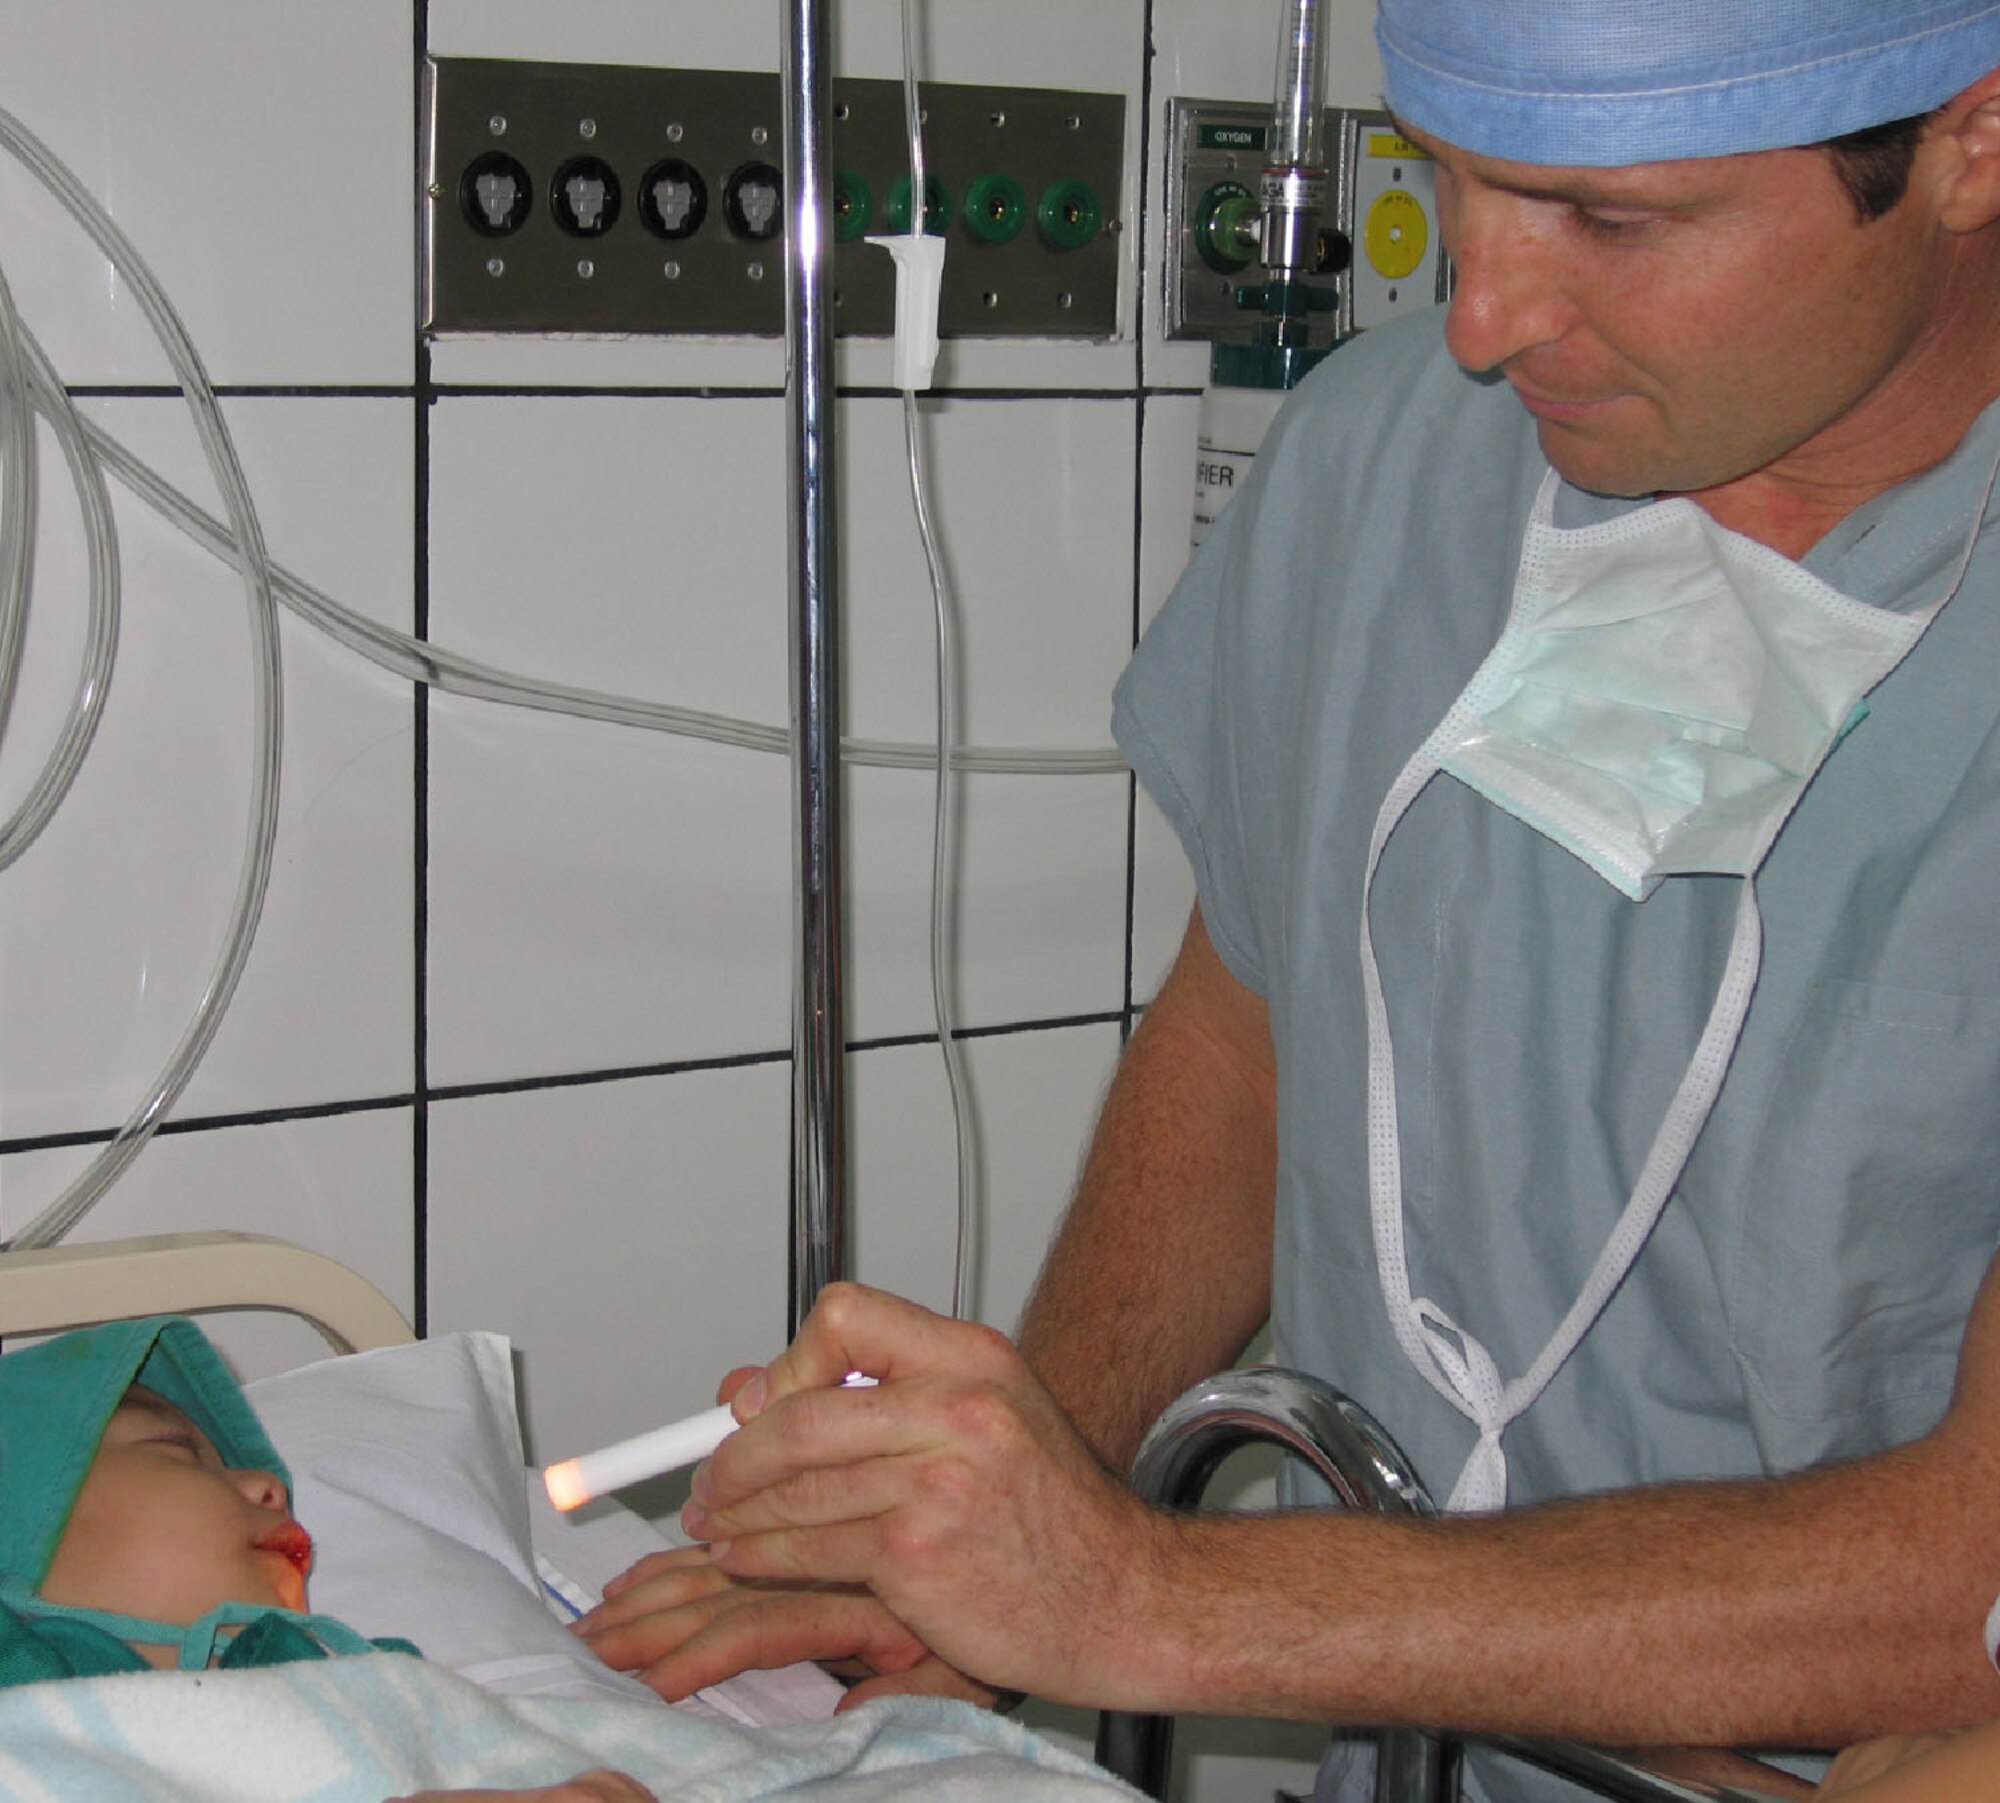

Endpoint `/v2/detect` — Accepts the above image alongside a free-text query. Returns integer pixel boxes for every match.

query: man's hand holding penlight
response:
[666,1281,1183,1709]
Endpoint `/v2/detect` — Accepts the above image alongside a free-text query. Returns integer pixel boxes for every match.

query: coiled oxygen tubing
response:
[0,99,283,1254]
[0,94,1122,1259]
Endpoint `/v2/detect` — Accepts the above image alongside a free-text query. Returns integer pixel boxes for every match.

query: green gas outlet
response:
[886,175,950,236]
[1036,179,1100,250]
[1194,181,1259,273]
[963,173,1027,245]
[832,169,873,241]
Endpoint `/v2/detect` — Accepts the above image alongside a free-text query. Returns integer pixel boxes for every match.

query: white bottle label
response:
[1192,442,1258,547]
[1191,382,1286,549]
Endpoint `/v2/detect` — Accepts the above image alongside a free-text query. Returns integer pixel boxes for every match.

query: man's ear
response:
[1928,65,2000,232]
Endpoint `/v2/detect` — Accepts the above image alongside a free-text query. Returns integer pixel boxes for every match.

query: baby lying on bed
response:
[0,1313,653,1802]
[0,1317,1137,1803]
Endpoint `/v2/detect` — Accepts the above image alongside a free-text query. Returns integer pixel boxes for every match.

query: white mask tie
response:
[1361,745,1764,1512]
[1359,454,1999,1513]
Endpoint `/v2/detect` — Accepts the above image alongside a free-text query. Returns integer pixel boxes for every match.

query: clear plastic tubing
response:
[0,101,283,1253]
[900,0,977,1322]
[78,410,1123,777]
[1271,0,1332,174]
[0,258,39,749]
[0,85,1122,1251]
[0,331,120,872]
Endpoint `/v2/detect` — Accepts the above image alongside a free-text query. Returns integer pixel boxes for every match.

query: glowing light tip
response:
[544,1458,589,1513]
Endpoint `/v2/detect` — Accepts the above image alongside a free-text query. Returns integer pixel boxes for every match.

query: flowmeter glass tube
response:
[1270,0,1331,172]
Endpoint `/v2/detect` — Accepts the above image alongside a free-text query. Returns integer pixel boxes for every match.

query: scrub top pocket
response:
[1726,978,2000,1458]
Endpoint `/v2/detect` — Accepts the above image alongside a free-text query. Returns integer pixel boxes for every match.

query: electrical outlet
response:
[423,58,1126,340]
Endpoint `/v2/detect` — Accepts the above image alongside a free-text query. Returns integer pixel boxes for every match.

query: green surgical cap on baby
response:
[0,1316,286,1590]
[1378,0,2000,165]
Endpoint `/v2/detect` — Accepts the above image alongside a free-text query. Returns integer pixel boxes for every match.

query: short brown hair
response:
[1822,114,1930,221]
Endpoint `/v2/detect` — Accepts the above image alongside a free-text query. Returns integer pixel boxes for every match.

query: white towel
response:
[0,1653,1142,1802]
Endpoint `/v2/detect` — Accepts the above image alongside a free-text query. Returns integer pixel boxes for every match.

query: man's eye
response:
[1574,206,1658,239]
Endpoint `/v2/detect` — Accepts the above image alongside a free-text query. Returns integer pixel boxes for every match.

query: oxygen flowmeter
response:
[1168,94,1450,547]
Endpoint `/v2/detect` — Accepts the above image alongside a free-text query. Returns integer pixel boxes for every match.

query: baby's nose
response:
[232,1467,288,1512]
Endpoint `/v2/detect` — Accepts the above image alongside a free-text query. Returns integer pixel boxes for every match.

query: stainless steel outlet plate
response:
[424,58,1125,339]
[1164,98,1449,345]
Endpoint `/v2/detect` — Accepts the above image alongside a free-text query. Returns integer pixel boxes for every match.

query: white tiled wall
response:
[0,5,1383,1797]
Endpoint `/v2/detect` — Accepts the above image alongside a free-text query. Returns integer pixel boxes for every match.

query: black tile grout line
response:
[65,385,418,400]
[429,1048,792,1104]
[411,0,433,1339]
[1,1095,416,1158]
[435,384,1206,402]
[421,1015,1128,1106]
[63,381,1209,404]
[843,1012,1126,1056]
[438,383,1209,402]
[825,386,1150,403]
[1122,0,1159,1048]
[0,1013,1127,1160]
[435,385,791,399]
[428,385,1165,403]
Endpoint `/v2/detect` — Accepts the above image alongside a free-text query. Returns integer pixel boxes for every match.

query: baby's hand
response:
[388,1769,657,1803]
[575,1544,935,1705]
[1817,1734,1955,1796]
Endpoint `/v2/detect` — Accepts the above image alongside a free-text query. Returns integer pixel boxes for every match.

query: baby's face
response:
[38,1386,311,1666]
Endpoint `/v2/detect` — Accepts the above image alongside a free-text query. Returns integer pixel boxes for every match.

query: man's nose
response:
[1441,193,1569,374]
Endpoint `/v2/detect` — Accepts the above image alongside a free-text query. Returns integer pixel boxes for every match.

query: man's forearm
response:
[1017,909,1279,1471]
[678,1260,2000,1747]
[1127,1427,2000,1748]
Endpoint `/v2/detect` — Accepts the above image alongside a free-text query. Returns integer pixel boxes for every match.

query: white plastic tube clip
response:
[868,232,946,393]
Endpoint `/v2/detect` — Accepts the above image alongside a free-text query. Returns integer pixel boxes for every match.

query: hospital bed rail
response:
[1094,1368,1811,1803]
[0,1230,414,1352]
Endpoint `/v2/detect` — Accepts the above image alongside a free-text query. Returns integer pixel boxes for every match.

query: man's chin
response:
[1534,423,1669,501]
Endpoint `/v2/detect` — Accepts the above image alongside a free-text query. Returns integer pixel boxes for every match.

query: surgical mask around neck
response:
[1360,457,1997,1514]
[1428,472,1932,900]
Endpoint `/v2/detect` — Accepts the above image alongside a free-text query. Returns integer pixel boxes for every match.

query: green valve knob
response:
[1036,179,1101,251]
[886,175,950,237]
[1196,181,1260,274]
[832,169,872,242]
[964,172,1027,245]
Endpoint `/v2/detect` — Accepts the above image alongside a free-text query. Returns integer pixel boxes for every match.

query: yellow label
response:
[1362,188,1429,279]
[1366,132,1430,160]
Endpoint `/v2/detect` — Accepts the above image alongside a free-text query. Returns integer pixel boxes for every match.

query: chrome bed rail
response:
[1095,1369,1810,1803]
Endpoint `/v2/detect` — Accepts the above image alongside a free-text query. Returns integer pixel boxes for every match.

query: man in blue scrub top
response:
[583,4,2000,1795]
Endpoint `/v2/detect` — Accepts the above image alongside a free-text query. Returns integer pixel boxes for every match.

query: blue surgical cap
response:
[1377,0,2000,165]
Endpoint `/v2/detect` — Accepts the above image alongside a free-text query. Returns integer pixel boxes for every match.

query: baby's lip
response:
[256,1519,314,1574]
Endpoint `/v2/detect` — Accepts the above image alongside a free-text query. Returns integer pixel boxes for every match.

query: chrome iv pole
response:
[782,0,847,1335]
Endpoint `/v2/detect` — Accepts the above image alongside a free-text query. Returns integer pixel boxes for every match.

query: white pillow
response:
[246,1333,655,1704]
